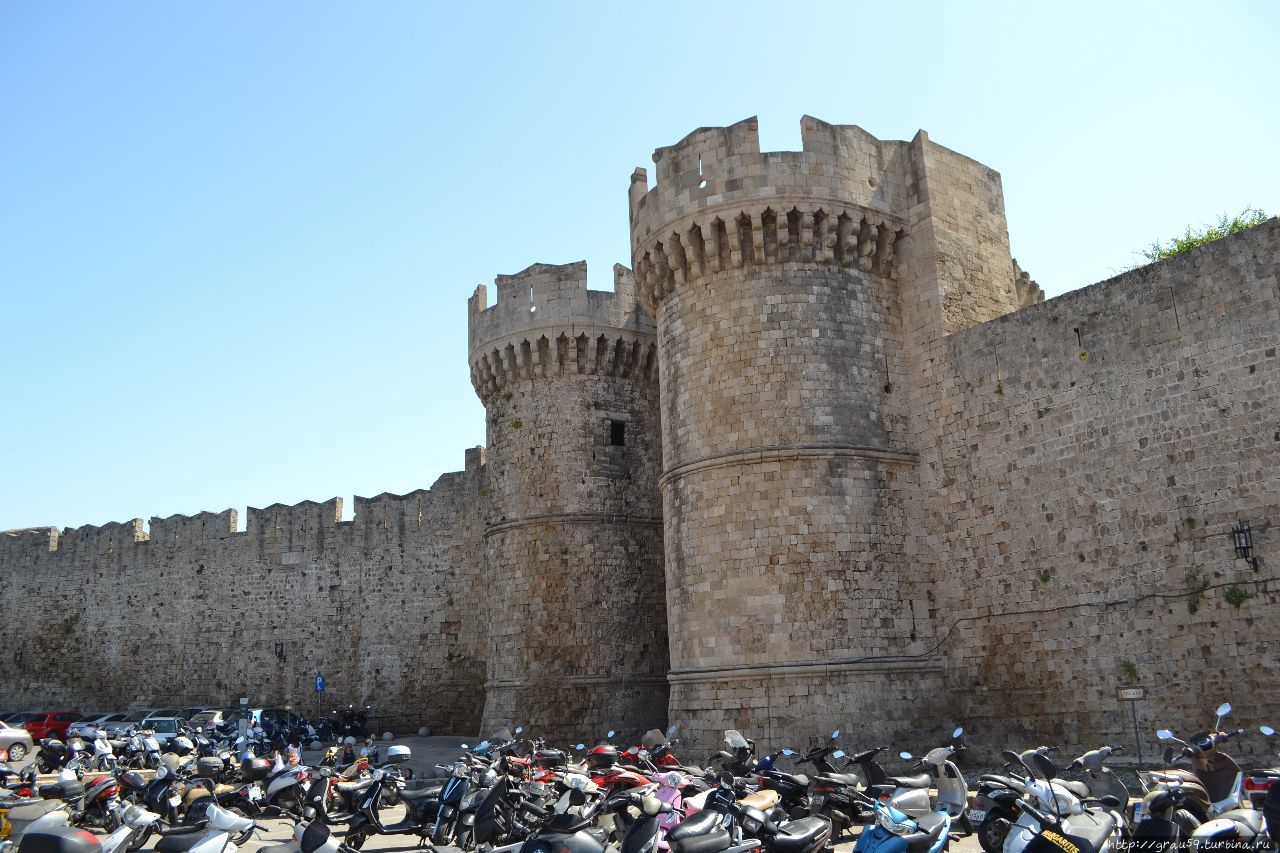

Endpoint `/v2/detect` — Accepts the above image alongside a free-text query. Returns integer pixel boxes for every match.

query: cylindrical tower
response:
[467,261,669,743]
[630,117,1002,748]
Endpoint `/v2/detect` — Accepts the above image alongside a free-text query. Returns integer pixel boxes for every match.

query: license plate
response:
[168,795,181,808]
[969,809,986,824]
[811,795,825,808]
[250,785,263,801]
[1131,801,1144,820]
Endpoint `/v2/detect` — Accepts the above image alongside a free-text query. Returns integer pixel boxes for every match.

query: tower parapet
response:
[468,262,658,404]
[629,116,912,315]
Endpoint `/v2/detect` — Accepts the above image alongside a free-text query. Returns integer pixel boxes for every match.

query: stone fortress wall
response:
[2,116,1277,760]
[0,457,490,735]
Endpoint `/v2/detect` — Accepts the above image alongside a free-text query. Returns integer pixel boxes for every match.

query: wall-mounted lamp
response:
[274,641,286,661]
[1231,522,1260,571]
[13,648,23,665]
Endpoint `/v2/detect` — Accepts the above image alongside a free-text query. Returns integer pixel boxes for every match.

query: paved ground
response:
[25,736,984,853]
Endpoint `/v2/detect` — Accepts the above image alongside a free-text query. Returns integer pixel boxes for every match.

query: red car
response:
[24,711,81,741]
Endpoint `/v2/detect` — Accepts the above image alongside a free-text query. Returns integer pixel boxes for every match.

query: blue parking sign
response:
[315,674,325,693]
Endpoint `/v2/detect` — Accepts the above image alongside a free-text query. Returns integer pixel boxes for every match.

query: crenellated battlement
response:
[148,510,237,544]
[468,261,658,403]
[629,116,916,314]
[0,448,487,562]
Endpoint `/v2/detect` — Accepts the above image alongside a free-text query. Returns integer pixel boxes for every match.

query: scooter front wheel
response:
[977,815,1011,853]
[126,825,155,852]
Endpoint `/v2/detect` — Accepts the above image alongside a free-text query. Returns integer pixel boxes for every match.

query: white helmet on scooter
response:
[344,736,356,746]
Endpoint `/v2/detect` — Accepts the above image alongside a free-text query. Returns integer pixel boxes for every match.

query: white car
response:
[67,712,129,740]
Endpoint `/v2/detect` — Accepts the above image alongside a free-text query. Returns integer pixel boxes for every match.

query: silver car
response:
[0,719,34,762]
[67,712,128,740]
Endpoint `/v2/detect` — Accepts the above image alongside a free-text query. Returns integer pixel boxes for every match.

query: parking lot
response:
[8,735,986,853]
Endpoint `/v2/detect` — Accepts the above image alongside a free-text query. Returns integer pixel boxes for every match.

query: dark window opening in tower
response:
[610,420,626,447]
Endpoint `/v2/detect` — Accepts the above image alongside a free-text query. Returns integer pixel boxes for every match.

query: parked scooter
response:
[852,798,951,853]
[149,803,256,853]
[344,763,470,849]
[999,749,1124,853]
[898,727,973,832]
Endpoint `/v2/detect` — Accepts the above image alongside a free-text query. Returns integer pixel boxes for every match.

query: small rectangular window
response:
[610,420,626,447]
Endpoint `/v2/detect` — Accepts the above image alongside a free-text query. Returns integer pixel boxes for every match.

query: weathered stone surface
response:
[3,117,1277,762]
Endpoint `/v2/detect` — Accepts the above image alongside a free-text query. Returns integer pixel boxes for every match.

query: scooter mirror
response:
[718,771,734,788]
[831,729,841,740]
[833,750,846,759]
[576,743,585,751]
[899,752,913,760]
[1156,729,1174,741]
[515,727,524,735]
[1216,703,1231,718]
[667,725,678,736]
[1260,726,1276,737]
[641,795,663,816]
[1000,750,1024,768]
[781,749,795,756]
[952,727,965,740]
[460,744,469,749]
[607,730,616,739]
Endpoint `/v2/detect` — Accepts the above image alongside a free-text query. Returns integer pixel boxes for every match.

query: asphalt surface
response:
[29,737,985,853]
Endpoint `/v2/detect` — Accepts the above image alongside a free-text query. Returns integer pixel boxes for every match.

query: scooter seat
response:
[544,813,593,834]
[902,813,948,853]
[156,830,207,853]
[334,778,375,794]
[739,790,781,811]
[978,774,1018,788]
[767,815,831,853]
[886,774,930,789]
[672,826,730,853]
[768,771,810,787]
[400,779,443,794]
[815,773,861,787]
[667,809,723,842]
[6,800,65,823]
[1064,810,1117,851]
[1058,780,1090,799]
[1219,809,1264,833]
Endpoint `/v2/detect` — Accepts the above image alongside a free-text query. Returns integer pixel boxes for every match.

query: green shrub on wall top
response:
[1141,208,1268,263]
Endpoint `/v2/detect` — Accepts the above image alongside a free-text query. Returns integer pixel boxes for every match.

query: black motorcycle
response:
[36,739,85,778]
[345,764,470,849]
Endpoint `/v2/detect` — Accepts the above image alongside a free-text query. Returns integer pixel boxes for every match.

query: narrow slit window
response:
[610,420,626,447]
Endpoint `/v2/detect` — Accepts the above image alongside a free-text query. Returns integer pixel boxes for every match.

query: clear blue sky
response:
[3,1,1277,531]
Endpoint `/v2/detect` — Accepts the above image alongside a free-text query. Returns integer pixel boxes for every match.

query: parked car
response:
[24,711,80,741]
[99,710,153,737]
[142,717,183,745]
[0,720,34,762]
[0,712,34,727]
[67,712,128,739]
[144,708,180,720]
[176,707,212,721]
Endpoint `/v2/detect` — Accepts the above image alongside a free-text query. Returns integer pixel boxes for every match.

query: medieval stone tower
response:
[467,262,669,740]
[629,116,1027,746]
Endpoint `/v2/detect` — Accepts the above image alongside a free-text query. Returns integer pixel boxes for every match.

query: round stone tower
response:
[467,261,669,742]
[629,116,1018,747]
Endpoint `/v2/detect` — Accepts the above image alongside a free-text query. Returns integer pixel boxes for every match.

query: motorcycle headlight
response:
[877,809,913,836]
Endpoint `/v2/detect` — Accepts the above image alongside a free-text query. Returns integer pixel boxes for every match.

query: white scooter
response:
[999,749,1124,853]
[897,727,973,831]
[261,754,311,815]
[151,803,256,853]
[258,819,342,853]
[92,731,117,772]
